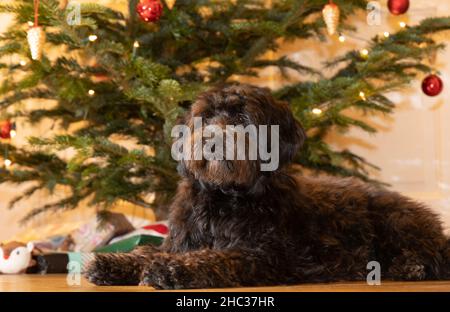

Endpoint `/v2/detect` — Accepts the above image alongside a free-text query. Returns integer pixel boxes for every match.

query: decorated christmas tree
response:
[0,0,449,220]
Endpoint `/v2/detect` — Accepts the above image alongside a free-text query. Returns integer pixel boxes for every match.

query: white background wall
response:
[1,0,450,241]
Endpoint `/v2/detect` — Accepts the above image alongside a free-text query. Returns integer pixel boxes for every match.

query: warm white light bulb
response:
[27,21,34,27]
[360,49,369,57]
[19,60,27,66]
[399,21,406,28]
[312,108,323,115]
[88,34,98,42]
[359,91,366,100]
[10,130,17,138]
[88,89,95,96]
[338,35,346,42]
[383,32,390,38]
[4,159,12,167]
[133,41,140,48]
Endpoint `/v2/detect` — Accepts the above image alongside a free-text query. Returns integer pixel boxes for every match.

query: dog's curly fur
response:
[86,84,450,289]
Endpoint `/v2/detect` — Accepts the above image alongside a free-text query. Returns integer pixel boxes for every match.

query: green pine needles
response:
[0,0,449,220]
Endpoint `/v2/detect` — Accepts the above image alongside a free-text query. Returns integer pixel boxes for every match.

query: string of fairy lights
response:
[309,19,409,117]
[2,0,443,168]
[311,0,443,116]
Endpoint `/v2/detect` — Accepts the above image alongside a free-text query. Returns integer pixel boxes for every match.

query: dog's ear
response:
[277,103,306,166]
[242,88,306,169]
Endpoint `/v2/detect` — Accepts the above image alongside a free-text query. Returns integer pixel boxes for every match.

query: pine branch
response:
[1,1,449,220]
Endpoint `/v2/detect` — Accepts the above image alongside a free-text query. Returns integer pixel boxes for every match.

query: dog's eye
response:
[16,250,20,255]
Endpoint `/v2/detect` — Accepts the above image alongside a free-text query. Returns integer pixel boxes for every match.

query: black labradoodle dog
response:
[86,84,450,289]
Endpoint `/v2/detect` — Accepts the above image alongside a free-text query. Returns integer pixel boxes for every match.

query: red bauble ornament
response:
[0,120,13,139]
[422,74,444,97]
[388,0,410,15]
[136,0,163,23]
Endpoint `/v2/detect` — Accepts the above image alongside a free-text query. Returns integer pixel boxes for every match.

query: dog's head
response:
[174,84,305,187]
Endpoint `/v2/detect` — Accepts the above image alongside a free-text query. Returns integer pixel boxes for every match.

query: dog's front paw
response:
[84,254,118,286]
[140,257,204,290]
[84,253,142,286]
[140,260,178,289]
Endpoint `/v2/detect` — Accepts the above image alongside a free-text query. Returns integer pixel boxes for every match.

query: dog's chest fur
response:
[168,174,379,257]
[188,187,273,249]
[167,177,295,252]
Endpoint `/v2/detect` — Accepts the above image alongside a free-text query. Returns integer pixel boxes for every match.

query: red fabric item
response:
[142,223,168,235]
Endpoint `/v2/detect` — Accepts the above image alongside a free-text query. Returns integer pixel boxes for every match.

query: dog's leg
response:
[139,249,279,289]
[85,245,158,286]
[388,250,427,280]
[369,190,448,280]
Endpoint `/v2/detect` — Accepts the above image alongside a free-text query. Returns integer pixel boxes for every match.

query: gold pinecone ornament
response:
[165,0,176,10]
[27,26,45,61]
[322,1,340,36]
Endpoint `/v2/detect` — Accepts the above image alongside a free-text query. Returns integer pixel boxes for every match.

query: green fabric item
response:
[94,235,164,253]
[67,252,95,273]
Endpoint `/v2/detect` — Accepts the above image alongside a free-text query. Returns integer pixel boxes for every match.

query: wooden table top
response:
[1,274,450,292]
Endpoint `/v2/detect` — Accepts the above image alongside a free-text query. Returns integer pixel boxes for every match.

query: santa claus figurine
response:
[0,242,35,274]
